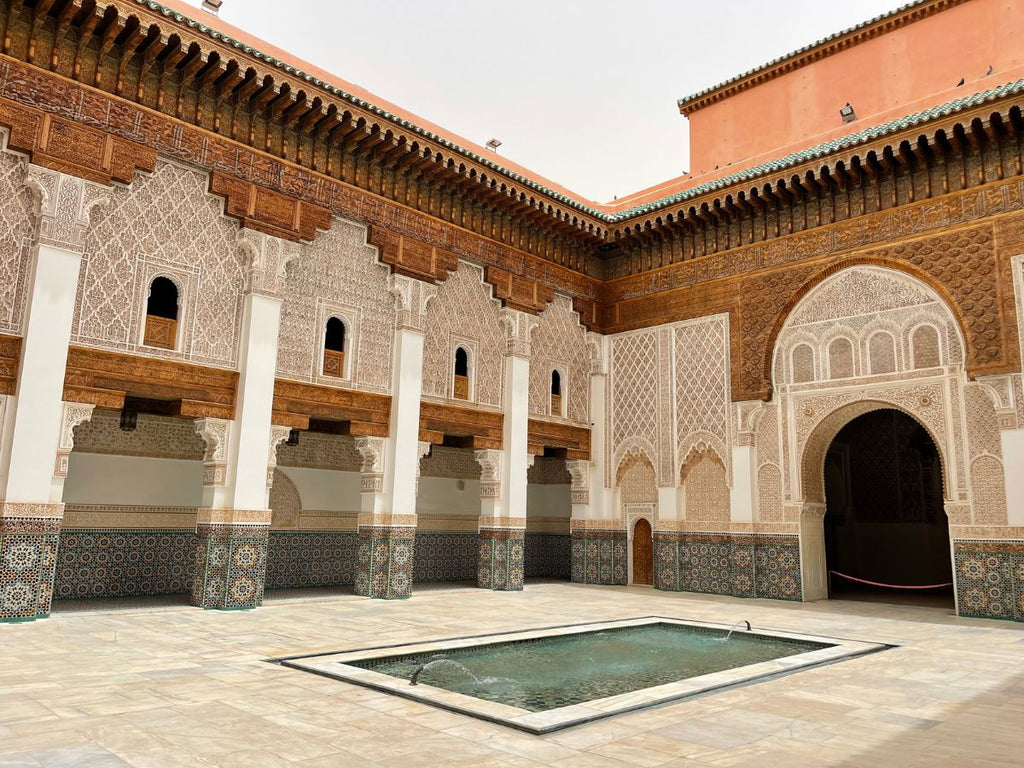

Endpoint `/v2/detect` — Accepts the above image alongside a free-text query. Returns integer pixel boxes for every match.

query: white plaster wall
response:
[416,477,481,516]
[528,484,571,517]
[63,453,203,506]
[280,467,361,512]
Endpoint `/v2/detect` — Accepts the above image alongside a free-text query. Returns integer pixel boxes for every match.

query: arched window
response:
[143,277,178,350]
[869,331,897,374]
[453,347,469,400]
[828,337,854,379]
[791,344,815,383]
[912,325,941,369]
[550,369,563,416]
[322,317,346,378]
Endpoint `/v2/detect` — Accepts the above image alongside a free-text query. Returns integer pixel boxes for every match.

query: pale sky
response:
[176,0,904,203]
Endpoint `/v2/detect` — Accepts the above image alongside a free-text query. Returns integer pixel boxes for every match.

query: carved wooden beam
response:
[63,347,238,419]
[271,379,390,435]
[366,226,458,284]
[418,401,503,450]
[527,419,591,460]
[0,101,156,185]
[209,171,331,242]
[483,265,555,315]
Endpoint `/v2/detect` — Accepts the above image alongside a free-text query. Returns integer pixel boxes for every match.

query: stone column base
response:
[570,527,627,585]
[0,503,63,622]
[354,525,414,599]
[478,526,525,591]
[191,510,270,610]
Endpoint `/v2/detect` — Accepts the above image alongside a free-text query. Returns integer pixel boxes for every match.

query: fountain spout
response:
[409,658,479,686]
[719,620,752,642]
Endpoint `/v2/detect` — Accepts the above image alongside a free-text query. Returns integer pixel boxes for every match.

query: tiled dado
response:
[354,526,415,599]
[414,532,477,583]
[192,523,269,610]
[478,528,525,591]
[654,532,802,601]
[570,529,628,585]
[266,531,358,589]
[56,529,195,600]
[953,540,1024,622]
[525,533,571,579]
[0,509,62,622]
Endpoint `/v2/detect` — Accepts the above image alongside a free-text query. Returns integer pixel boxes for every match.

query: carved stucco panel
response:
[72,160,244,369]
[528,294,590,424]
[674,315,731,481]
[610,330,659,476]
[276,217,395,392]
[422,262,505,409]
[0,149,35,336]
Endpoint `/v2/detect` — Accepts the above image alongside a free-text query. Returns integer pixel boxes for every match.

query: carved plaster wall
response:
[769,265,1007,526]
[422,262,505,409]
[0,147,34,336]
[71,409,206,460]
[71,160,245,368]
[528,295,590,424]
[276,217,395,392]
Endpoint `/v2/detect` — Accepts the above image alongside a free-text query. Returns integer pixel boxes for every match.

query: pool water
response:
[350,623,830,712]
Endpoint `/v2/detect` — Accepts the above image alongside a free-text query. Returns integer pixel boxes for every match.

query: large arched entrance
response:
[822,409,953,607]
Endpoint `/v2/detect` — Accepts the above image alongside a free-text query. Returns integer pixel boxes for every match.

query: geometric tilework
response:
[570,530,627,585]
[55,529,195,600]
[191,524,269,610]
[477,529,525,591]
[953,540,1024,622]
[266,531,357,589]
[413,532,477,583]
[0,518,61,622]
[525,533,571,579]
[654,532,801,601]
[354,526,414,600]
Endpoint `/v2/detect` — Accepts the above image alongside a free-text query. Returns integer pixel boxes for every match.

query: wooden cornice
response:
[419,401,503,450]
[0,333,20,396]
[367,226,458,284]
[271,378,390,435]
[210,171,331,243]
[63,346,237,419]
[483,266,555,315]
[0,100,155,185]
[527,419,591,460]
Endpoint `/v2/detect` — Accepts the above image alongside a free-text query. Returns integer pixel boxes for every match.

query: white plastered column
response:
[730,442,757,523]
[0,167,107,507]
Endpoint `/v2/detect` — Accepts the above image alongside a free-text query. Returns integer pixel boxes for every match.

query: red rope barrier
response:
[828,570,953,590]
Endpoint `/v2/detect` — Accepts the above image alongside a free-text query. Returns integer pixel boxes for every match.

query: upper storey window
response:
[143,277,178,350]
[550,369,564,417]
[454,346,470,401]
[323,317,347,378]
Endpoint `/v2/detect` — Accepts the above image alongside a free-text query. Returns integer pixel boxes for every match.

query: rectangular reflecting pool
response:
[278,617,888,733]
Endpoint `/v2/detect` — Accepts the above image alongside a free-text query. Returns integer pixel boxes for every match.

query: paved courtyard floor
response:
[2,583,1023,767]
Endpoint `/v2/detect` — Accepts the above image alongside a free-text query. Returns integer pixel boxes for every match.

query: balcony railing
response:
[323,348,346,378]
[454,374,469,400]
[143,315,176,350]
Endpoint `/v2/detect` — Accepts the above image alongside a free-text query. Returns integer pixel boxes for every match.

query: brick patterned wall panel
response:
[265,531,357,588]
[611,331,659,469]
[422,263,505,408]
[73,160,245,369]
[277,218,395,392]
[0,150,34,336]
[529,295,590,424]
[413,532,477,582]
[55,529,195,599]
[674,316,731,470]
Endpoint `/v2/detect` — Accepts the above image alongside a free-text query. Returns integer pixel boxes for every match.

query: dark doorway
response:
[824,409,953,607]
[632,518,653,585]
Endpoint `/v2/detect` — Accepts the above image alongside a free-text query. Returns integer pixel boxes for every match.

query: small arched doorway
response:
[823,409,953,607]
[632,518,653,585]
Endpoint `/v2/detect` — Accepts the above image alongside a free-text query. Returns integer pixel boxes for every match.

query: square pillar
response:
[0,503,62,621]
[191,509,270,610]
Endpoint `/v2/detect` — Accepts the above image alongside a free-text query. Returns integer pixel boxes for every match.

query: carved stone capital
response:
[266,425,291,488]
[194,418,232,487]
[474,448,503,499]
[566,458,591,506]
[54,401,95,477]
[26,165,108,253]
[389,273,437,332]
[414,441,432,496]
[500,308,538,358]
[354,436,387,493]
[239,229,302,299]
[586,331,609,376]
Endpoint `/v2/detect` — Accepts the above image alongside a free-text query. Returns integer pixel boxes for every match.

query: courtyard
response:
[1,584,1022,767]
